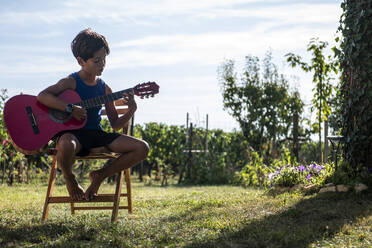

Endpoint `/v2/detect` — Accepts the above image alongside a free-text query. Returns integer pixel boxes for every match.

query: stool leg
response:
[111,171,124,223]
[70,203,75,215]
[42,155,58,221]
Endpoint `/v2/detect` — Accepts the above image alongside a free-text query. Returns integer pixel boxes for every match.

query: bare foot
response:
[85,170,104,201]
[64,175,85,201]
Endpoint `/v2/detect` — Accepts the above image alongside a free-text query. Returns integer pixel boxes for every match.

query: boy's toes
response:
[86,192,93,201]
[69,189,86,202]
[84,193,91,201]
[84,190,98,201]
[71,194,77,201]
[76,193,84,201]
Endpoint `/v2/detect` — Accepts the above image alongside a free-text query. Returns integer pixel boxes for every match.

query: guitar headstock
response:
[133,82,159,98]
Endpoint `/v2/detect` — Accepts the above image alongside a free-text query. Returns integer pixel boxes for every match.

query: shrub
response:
[237,147,337,191]
[265,163,334,189]
[238,151,271,187]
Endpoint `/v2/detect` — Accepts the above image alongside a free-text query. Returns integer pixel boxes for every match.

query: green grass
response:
[0,179,371,248]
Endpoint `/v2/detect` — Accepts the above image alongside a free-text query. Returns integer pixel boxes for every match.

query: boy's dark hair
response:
[71,28,110,61]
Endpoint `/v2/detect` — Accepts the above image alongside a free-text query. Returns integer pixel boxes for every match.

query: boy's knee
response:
[137,140,149,158]
[56,134,78,154]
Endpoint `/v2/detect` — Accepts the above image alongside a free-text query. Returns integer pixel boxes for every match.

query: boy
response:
[37,29,149,201]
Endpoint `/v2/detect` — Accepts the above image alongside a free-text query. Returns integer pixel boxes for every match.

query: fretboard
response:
[74,88,132,109]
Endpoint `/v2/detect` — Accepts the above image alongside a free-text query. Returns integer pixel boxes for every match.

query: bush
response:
[265,163,334,188]
[237,151,270,187]
[237,147,336,191]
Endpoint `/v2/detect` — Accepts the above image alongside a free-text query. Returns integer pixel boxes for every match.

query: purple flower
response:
[306,174,311,180]
[297,165,306,172]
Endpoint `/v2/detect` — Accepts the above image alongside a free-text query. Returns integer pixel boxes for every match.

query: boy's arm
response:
[37,77,76,111]
[105,85,137,132]
[37,77,87,121]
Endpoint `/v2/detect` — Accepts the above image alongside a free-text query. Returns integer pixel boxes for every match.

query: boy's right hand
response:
[72,105,87,121]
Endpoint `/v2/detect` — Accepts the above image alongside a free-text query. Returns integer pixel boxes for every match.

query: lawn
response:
[0,179,371,248]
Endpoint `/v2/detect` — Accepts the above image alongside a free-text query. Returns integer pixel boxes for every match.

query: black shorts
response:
[57,129,121,157]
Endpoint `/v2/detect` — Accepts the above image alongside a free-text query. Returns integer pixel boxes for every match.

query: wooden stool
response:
[42,100,133,222]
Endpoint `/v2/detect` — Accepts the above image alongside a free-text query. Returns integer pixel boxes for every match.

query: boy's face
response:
[79,47,107,76]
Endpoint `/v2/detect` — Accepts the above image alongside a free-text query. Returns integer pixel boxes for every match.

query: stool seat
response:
[47,147,120,159]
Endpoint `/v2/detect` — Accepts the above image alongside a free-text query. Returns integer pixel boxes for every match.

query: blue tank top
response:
[70,72,106,130]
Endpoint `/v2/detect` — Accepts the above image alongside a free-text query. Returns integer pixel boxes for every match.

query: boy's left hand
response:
[123,90,137,111]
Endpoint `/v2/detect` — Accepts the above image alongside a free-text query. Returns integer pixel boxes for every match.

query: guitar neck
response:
[74,88,132,109]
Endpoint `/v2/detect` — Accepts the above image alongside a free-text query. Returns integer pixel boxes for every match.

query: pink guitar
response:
[4,82,159,155]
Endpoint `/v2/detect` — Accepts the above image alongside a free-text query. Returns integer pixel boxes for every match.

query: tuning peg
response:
[140,96,144,99]
[151,94,154,97]
[146,95,149,98]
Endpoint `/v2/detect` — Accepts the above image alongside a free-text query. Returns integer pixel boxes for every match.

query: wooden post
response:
[178,116,190,184]
[205,114,209,154]
[185,112,190,153]
[186,112,189,129]
[186,123,193,181]
[139,161,143,182]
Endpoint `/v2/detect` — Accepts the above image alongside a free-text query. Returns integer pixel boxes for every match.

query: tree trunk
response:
[293,110,299,161]
[323,120,329,163]
[319,78,322,163]
[340,0,372,171]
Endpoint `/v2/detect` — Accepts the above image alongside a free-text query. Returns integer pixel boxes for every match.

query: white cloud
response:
[63,0,281,17]
[103,2,341,69]
[0,1,341,27]
[198,3,341,23]
[0,56,77,76]
[108,24,338,69]
[0,23,338,77]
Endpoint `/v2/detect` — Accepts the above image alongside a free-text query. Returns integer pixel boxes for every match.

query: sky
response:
[0,0,342,131]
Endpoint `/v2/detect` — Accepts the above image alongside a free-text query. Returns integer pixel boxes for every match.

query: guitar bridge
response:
[26,106,40,134]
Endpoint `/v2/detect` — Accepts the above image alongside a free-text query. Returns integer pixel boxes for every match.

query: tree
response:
[286,38,339,162]
[219,51,304,157]
[338,0,372,173]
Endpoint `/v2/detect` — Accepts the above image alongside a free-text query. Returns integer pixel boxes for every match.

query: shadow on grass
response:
[186,189,372,248]
[0,218,117,247]
[0,221,70,246]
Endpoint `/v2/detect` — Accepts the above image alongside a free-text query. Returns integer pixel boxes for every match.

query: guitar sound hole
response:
[48,109,72,124]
